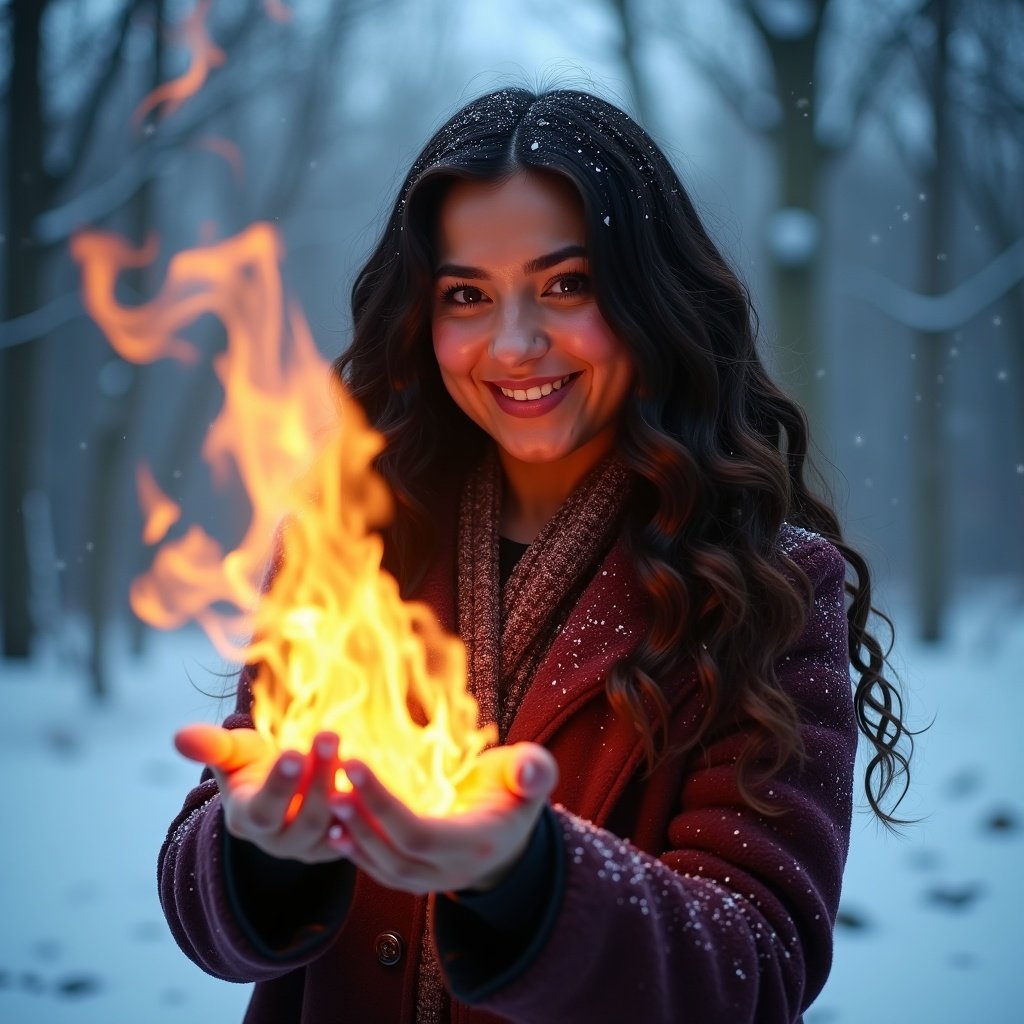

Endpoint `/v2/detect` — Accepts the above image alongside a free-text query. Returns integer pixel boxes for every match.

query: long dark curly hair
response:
[333,87,913,827]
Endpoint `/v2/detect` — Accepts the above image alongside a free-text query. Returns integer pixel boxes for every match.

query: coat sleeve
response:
[435,534,858,1023]
[157,662,355,983]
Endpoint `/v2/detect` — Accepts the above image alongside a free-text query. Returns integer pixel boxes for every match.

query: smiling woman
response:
[431,171,634,540]
[159,87,913,1024]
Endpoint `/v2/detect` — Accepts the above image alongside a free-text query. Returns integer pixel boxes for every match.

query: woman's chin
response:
[496,439,574,465]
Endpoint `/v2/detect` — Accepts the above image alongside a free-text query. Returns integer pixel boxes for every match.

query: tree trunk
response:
[87,0,166,694]
[610,0,656,130]
[760,15,827,440]
[914,0,952,642]
[1,0,49,659]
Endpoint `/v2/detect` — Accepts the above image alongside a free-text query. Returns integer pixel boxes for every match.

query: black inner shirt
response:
[498,536,530,586]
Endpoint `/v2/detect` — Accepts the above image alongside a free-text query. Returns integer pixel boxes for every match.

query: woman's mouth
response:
[487,372,581,418]
[497,374,575,401]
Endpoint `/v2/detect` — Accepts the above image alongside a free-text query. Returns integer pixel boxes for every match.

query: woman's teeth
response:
[499,374,573,401]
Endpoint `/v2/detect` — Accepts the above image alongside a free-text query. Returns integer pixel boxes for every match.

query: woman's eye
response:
[547,273,589,297]
[443,284,486,305]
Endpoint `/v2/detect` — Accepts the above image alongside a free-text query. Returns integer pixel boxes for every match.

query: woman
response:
[160,87,911,1024]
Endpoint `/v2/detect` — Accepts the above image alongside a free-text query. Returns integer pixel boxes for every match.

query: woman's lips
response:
[487,373,580,418]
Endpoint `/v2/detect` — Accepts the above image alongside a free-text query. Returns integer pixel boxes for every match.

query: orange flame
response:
[133,0,226,129]
[193,135,245,184]
[137,463,181,545]
[72,223,495,814]
[264,0,293,22]
[71,232,198,366]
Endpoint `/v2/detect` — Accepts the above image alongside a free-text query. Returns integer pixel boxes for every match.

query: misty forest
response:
[0,1,1021,1021]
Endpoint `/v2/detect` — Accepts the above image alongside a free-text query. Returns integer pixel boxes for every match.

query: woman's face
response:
[431,170,634,470]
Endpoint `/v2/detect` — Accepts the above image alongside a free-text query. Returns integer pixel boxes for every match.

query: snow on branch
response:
[846,234,1024,331]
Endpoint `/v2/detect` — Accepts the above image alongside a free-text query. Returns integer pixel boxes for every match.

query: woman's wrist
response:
[462,827,535,894]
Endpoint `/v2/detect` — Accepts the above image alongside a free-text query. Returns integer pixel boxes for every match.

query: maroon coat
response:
[158,523,857,1023]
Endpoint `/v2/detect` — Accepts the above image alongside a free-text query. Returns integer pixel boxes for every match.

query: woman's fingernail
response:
[327,824,345,842]
[519,760,535,789]
[316,737,335,758]
[279,757,301,778]
[346,766,365,787]
[333,801,354,821]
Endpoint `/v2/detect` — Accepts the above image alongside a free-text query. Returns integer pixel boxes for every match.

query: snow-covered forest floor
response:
[0,581,1020,1023]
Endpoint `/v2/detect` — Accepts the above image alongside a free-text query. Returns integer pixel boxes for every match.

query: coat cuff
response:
[433,803,566,1001]
[221,821,356,960]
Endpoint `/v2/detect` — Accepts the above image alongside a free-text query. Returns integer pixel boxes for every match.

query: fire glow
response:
[132,0,226,129]
[72,223,496,815]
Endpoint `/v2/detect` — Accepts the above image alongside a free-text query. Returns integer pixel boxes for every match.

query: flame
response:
[264,0,293,22]
[72,231,198,366]
[193,135,245,183]
[137,463,181,545]
[72,223,496,814]
[133,0,226,129]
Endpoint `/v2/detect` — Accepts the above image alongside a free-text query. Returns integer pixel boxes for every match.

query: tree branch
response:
[833,0,929,153]
[260,0,367,221]
[845,234,1024,331]
[34,59,303,248]
[658,4,773,134]
[51,0,149,197]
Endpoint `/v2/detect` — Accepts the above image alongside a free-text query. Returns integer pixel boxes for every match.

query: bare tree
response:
[1,0,155,660]
[1,0,391,692]
[853,0,1024,638]
[606,0,925,435]
[952,0,1024,453]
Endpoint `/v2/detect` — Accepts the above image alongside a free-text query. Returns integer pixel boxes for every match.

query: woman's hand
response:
[326,742,558,894]
[175,724,346,864]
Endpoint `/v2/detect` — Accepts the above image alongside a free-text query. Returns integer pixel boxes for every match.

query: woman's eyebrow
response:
[434,244,587,280]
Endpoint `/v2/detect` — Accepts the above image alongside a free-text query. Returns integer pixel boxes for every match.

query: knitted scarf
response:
[415,447,633,1024]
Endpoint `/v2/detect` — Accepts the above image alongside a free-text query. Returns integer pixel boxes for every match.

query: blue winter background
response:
[1,1,1021,1022]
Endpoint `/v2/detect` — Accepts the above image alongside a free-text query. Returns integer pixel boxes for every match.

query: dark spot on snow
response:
[907,848,941,871]
[43,723,83,757]
[948,951,978,969]
[31,937,61,962]
[945,766,983,799]
[131,920,164,942]
[143,759,180,786]
[925,882,985,911]
[55,973,102,998]
[835,906,870,931]
[982,806,1019,834]
[65,881,99,905]
[19,970,45,994]
[805,1008,839,1022]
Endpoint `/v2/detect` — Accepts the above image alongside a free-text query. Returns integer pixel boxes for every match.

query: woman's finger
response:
[330,795,434,891]
[342,760,435,858]
[309,732,341,799]
[505,742,559,800]
[280,732,340,839]
[239,750,305,834]
[175,724,268,773]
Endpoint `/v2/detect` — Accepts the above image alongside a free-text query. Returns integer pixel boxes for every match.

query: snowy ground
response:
[0,583,1020,1023]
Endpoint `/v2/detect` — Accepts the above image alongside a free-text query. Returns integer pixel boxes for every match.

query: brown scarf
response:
[415,446,633,1024]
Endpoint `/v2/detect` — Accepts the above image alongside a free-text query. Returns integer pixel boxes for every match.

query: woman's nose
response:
[489,306,549,365]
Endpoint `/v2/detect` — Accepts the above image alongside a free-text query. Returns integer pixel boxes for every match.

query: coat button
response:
[375,931,404,967]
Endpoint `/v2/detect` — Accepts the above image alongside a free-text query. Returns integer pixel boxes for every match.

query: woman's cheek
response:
[563,308,624,362]
[432,321,481,376]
